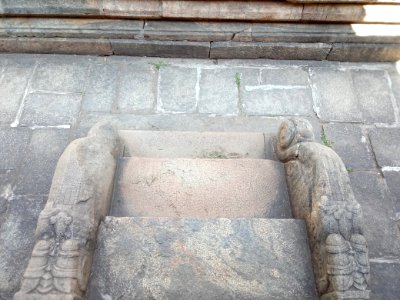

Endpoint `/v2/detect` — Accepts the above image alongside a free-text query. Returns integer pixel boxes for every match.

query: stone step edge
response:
[1,1,400,23]
[1,37,399,62]
[2,19,400,44]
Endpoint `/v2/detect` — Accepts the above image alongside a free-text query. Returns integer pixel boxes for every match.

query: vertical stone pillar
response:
[14,122,120,300]
[276,118,370,300]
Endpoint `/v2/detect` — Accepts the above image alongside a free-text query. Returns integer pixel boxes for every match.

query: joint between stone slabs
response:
[306,68,321,120]
[10,62,38,128]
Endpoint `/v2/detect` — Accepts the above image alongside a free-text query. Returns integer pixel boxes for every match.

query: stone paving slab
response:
[370,262,400,300]
[369,128,400,167]
[14,129,70,195]
[350,171,400,258]
[0,64,33,125]
[310,68,397,123]
[88,217,317,300]
[383,171,400,217]
[117,62,157,114]
[322,123,375,170]
[20,92,82,126]
[119,130,266,159]
[0,195,47,300]
[82,63,119,112]
[0,128,30,170]
[111,158,291,218]
[158,66,198,113]
[31,60,90,93]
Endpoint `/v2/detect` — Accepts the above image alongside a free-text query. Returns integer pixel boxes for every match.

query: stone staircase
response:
[14,120,371,300]
[86,130,317,299]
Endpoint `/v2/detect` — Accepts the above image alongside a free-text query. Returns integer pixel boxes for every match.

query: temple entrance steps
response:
[86,130,318,299]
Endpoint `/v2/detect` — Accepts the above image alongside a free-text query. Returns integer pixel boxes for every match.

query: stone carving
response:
[15,121,120,300]
[276,118,370,300]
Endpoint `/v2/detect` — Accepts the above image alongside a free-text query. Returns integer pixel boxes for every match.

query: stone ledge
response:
[0,1,399,24]
[1,19,400,61]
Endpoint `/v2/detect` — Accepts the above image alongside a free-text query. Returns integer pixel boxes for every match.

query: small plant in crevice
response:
[346,167,354,173]
[150,61,168,71]
[235,73,241,89]
[321,131,333,148]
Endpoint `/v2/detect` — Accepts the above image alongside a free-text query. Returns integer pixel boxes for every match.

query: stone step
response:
[111,157,291,218]
[1,1,399,22]
[1,18,400,61]
[119,130,272,159]
[87,217,318,300]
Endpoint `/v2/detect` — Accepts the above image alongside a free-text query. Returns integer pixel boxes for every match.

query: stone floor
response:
[0,54,399,299]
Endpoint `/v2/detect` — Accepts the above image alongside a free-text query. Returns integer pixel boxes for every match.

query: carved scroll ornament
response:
[276,118,370,300]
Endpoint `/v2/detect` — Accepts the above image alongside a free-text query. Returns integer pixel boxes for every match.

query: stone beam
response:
[0,1,399,24]
[276,118,371,299]
[14,122,120,300]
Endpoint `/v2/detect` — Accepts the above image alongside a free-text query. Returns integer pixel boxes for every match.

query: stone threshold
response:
[1,1,400,23]
[0,18,400,61]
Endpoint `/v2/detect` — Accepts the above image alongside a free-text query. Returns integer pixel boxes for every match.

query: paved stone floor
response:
[0,54,399,299]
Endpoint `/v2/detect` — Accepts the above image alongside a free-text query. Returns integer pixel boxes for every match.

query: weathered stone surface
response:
[389,66,400,110]
[241,67,314,116]
[20,92,82,126]
[277,118,370,299]
[291,0,400,3]
[0,1,399,24]
[302,4,400,23]
[111,40,210,58]
[14,122,120,300]
[73,113,299,144]
[119,130,266,159]
[162,1,304,21]
[0,195,47,300]
[0,128,30,170]
[14,129,70,195]
[384,171,400,214]
[352,70,395,124]
[116,63,156,113]
[261,67,310,86]
[369,128,400,167]
[0,64,33,125]
[250,23,400,44]
[88,217,317,300]
[0,37,113,56]
[102,0,161,18]
[32,60,89,93]
[144,21,251,42]
[0,18,144,39]
[1,0,101,15]
[244,88,313,116]
[309,68,362,122]
[210,42,331,60]
[198,68,247,115]
[370,262,400,300]
[322,124,375,170]
[158,66,197,113]
[350,171,400,258]
[310,68,395,123]
[327,43,400,62]
[82,63,118,113]
[111,158,291,218]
